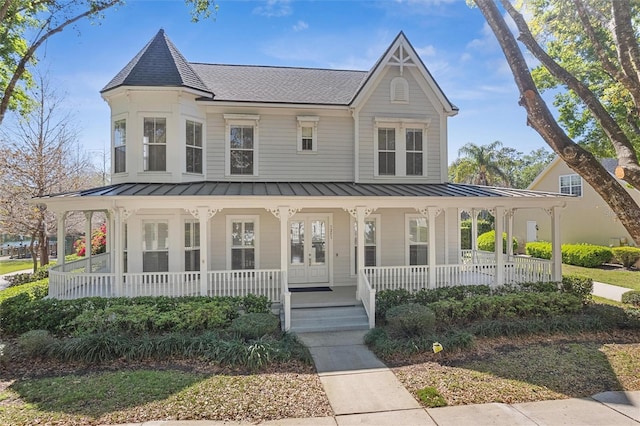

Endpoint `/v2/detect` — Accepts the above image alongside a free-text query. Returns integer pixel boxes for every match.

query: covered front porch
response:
[42,181,568,331]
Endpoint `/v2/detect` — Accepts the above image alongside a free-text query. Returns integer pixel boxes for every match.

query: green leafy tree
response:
[0,0,217,126]
[449,141,511,186]
[473,0,640,245]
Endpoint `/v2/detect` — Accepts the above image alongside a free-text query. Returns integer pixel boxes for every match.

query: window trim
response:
[184,219,200,272]
[405,214,428,266]
[350,214,381,277]
[224,114,259,177]
[185,119,204,175]
[226,215,260,270]
[374,117,430,177]
[113,117,127,174]
[142,116,168,172]
[297,116,319,153]
[559,174,582,197]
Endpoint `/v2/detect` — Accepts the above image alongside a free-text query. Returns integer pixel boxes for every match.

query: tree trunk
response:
[29,231,37,272]
[39,228,49,266]
[474,0,640,245]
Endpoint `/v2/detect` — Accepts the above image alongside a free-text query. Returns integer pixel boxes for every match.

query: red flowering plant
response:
[74,223,107,257]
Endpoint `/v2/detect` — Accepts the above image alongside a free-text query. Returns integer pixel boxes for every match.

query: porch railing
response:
[123,272,201,297]
[207,269,282,301]
[358,269,376,328]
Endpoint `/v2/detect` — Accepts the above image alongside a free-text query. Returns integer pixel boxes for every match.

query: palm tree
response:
[450,141,511,187]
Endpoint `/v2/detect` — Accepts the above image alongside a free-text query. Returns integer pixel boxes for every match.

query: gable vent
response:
[391,77,409,103]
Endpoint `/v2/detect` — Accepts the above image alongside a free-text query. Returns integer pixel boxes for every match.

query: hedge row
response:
[525,242,614,267]
[0,293,271,336]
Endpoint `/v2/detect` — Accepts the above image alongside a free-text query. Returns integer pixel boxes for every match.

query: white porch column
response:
[550,206,562,282]
[427,208,437,288]
[56,212,66,265]
[84,211,93,269]
[494,206,505,287]
[112,208,123,296]
[506,209,514,257]
[443,208,450,264]
[356,206,367,299]
[107,210,114,272]
[274,206,297,332]
[198,207,211,296]
[471,208,478,262]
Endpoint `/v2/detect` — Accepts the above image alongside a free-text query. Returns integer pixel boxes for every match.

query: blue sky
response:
[34,0,550,166]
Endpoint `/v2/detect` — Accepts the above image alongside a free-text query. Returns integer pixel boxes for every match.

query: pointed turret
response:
[101,29,213,96]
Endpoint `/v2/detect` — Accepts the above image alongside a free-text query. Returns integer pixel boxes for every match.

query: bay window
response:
[143,117,167,171]
[114,119,126,173]
[186,120,203,174]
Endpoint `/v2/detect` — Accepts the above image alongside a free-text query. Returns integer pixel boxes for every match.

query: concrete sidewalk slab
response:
[427,403,535,426]
[592,391,640,422]
[309,344,386,374]
[336,408,435,425]
[297,330,368,348]
[319,370,420,415]
[592,281,632,302]
[513,397,639,425]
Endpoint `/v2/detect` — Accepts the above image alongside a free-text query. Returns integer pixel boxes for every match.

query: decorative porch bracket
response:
[185,207,220,296]
[416,207,443,287]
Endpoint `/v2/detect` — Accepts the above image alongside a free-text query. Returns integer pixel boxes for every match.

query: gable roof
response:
[528,156,619,189]
[101,29,212,96]
[101,30,455,108]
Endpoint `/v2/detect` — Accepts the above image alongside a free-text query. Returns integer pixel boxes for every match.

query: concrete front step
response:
[289,304,370,333]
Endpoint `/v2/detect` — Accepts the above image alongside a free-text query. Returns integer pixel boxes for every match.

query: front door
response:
[288,214,330,284]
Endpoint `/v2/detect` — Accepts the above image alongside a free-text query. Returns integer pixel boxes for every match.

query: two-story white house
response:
[41,30,568,331]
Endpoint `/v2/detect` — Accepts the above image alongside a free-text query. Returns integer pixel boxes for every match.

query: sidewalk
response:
[592,280,633,302]
[112,330,640,426]
[0,267,34,291]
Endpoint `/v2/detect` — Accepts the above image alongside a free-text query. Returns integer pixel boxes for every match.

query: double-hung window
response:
[374,118,429,177]
[225,114,259,176]
[352,215,380,274]
[297,116,319,153]
[559,174,582,196]
[184,220,200,271]
[186,120,203,174]
[142,221,169,272]
[406,216,428,265]
[228,216,258,270]
[113,119,126,173]
[143,117,167,171]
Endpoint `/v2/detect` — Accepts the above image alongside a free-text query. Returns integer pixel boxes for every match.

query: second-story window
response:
[186,120,203,174]
[225,114,260,176]
[378,128,396,176]
[559,174,582,196]
[113,119,126,174]
[406,129,423,176]
[297,116,319,153]
[143,117,166,171]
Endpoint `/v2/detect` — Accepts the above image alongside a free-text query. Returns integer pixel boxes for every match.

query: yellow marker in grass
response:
[432,342,443,353]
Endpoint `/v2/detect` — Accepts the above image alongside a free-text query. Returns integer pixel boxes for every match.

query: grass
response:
[392,331,640,407]
[563,264,640,291]
[0,365,330,425]
[0,260,36,275]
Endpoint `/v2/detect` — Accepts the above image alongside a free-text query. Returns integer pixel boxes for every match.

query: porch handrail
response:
[358,269,376,329]
[50,252,111,273]
[48,270,115,299]
[123,271,200,297]
[207,269,281,301]
[363,265,429,292]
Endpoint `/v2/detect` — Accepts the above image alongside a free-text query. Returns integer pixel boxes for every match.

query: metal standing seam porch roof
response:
[41,181,572,199]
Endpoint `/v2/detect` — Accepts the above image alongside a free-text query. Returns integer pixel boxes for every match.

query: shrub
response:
[477,230,518,253]
[413,285,491,304]
[561,274,593,304]
[416,387,447,408]
[611,247,640,268]
[622,291,640,307]
[241,294,271,313]
[229,313,280,339]
[6,264,52,287]
[561,244,612,268]
[525,241,552,259]
[376,289,412,321]
[0,278,48,304]
[17,329,58,357]
[386,303,436,338]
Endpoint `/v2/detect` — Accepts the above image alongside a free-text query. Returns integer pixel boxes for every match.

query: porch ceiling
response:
[41,181,571,199]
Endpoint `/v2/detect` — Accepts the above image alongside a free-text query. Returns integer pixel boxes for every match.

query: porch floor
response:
[290,285,358,308]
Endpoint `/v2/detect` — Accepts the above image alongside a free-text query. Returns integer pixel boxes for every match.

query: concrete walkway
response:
[0,268,34,291]
[592,280,633,302]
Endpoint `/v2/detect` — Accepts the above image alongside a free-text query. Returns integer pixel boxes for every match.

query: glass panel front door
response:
[288,215,330,284]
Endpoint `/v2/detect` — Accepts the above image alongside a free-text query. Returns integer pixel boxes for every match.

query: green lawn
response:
[563,264,640,291]
[0,260,35,275]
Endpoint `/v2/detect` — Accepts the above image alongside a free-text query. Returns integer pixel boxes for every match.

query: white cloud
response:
[293,20,308,32]
[253,0,292,18]
[415,45,436,57]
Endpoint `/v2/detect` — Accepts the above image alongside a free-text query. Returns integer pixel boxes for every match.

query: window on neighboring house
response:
[228,217,257,270]
[559,174,582,196]
[114,119,126,173]
[378,128,396,175]
[184,220,200,271]
[407,216,428,265]
[297,116,319,153]
[142,221,169,272]
[406,129,423,176]
[353,216,380,274]
[186,120,203,174]
[374,118,429,177]
[143,117,167,171]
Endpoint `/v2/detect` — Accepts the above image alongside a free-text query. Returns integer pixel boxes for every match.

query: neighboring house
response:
[40,30,568,331]
[514,156,640,249]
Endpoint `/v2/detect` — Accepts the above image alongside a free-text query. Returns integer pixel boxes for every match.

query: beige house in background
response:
[514,156,640,249]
